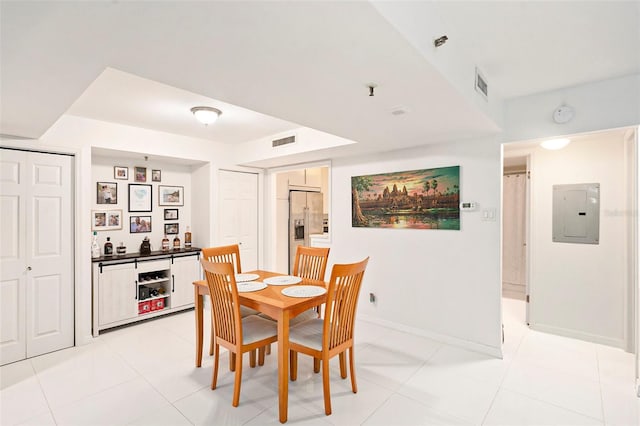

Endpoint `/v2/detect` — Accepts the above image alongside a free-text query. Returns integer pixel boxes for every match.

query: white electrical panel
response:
[552,183,600,244]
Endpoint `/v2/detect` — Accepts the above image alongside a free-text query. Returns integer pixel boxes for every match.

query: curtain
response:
[503,173,526,295]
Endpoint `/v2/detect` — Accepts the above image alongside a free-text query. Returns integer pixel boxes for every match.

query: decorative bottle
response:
[184,226,192,249]
[173,235,181,250]
[91,231,100,258]
[104,237,113,256]
[162,234,170,251]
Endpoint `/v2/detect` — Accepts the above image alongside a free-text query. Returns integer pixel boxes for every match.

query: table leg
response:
[278,310,290,423]
[195,286,203,367]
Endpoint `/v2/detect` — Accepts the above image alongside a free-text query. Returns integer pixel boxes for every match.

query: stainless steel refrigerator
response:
[289,189,323,273]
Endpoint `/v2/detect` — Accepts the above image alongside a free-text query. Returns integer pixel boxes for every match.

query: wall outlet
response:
[369,292,376,303]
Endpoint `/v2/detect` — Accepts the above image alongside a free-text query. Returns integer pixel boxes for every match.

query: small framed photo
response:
[158,185,184,206]
[134,166,147,182]
[128,184,152,212]
[114,166,128,180]
[152,169,161,182]
[92,209,123,231]
[97,182,117,204]
[130,215,152,233]
[164,223,179,235]
[164,208,179,220]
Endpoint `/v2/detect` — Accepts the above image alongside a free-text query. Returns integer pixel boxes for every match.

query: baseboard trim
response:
[530,323,625,349]
[358,313,503,358]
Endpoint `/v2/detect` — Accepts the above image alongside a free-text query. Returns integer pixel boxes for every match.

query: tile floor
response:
[1,298,638,425]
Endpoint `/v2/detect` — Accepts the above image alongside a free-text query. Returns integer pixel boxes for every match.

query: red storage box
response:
[150,298,165,311]
[138,301,151,315]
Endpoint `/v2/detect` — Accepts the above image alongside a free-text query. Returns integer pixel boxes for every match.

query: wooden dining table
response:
[193,270,327,423]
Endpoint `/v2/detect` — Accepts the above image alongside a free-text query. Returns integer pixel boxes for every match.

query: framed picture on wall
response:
[158,185,184,206]
[152,169,161,182]
[92,209,123,231]
[130,215,152,233]
[164,208,179,220]
[97,182,117,204]
[164,223,179,235]
[134,166,147,182]
[114,166,128,180]
[128,184,152,212]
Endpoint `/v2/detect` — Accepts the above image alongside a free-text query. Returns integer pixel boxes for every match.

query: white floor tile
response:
[140,354,212,402]
[51,377,168,426]
[362,393,471,426]
[425,344,509,388]
[597,344,636,386]
[397,357,501,424]
[172,384,270,426]
[353,341,428,392]
[16,411,56,426]
[502,360,603,420]
[289,375,394,425]
[601,381,640,426]
[0,361,50,425]
[126,402,192,426]
[31,340,138,407]
[483,389,603,426]
[514,330,600,382]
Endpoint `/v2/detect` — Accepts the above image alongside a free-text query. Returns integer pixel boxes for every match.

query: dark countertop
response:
[92,247,201,263]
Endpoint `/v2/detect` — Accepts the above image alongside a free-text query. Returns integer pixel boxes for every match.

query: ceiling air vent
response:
[272,135,296,148]
[475,67,488,101]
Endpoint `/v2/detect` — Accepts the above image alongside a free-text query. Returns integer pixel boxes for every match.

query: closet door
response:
[219,170,258,271]
[0,149,74,365]
[0,150,28,364]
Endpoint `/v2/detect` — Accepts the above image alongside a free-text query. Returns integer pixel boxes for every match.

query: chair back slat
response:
[201,260,242,346]
[293,246,330,281]
[202,245,242,274]
[323,257,369,350]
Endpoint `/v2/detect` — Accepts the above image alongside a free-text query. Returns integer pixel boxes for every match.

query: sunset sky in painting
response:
[358,166,460,199]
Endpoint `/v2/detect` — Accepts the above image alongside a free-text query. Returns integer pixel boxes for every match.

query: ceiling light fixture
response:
[540,138,571,150]
[190,106,222,125]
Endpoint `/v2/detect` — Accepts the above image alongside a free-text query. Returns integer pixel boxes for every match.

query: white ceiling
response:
[1,1,638,160]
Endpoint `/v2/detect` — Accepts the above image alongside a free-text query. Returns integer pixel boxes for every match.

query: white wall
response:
[522,134,629,347]
[91,155,194,253]
[504,74,640,143]
[331,138,503,355]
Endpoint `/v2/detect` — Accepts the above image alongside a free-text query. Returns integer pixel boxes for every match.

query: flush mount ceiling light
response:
[540,138,571,150]
[190,106,222,125]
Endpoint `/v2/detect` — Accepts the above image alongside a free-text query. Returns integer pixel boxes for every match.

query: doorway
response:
[218,170,259,271]
[502,127,637,352]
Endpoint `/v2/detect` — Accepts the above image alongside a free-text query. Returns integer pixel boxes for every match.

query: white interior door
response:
[1,150,28,364]
[0,149,74,365]
[219,170,258,271]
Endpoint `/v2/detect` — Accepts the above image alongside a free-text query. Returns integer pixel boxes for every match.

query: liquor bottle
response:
[184,226,192,249]
[173,235,181,250]
[162,234,170,251]
[91,231,100,258]
[104,237,113,256]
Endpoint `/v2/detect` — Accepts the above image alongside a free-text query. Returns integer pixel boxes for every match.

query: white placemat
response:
[264,275,303,286]
[235,273,260,282]
[281,285,327,298]
[237,281,267,293]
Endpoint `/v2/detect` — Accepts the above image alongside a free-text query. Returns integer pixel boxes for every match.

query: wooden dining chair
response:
[202,244,259,367]
[288,257,369,416]
[201,259,278,407]
[260,246,331,357]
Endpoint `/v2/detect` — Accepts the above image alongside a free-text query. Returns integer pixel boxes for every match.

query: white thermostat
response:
[460,202,477,211]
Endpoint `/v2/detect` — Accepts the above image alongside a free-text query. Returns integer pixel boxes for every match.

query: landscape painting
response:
[351,165,460,230]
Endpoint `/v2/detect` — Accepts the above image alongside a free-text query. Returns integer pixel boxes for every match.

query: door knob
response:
[27,266,32,271]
